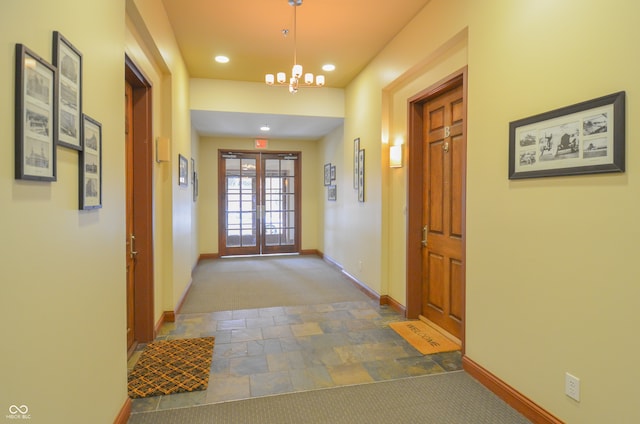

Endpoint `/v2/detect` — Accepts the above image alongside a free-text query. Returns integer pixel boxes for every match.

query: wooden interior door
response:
[125,81,136,352]
[420,83,465,339]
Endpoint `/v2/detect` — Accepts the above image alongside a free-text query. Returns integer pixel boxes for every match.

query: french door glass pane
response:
[263,158,295,247]
[225,157,256,248]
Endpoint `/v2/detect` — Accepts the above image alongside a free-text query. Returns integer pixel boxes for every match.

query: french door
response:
[218,150,301,256]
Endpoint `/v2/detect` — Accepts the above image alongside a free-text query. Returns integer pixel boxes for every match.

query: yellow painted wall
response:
[348,0,640,422]
[198,137,322,255]
[190,79,344,117]
[0,1,127,422]
[465,1,640,422]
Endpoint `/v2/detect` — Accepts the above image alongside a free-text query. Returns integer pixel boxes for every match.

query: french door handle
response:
[421,225,428,247]
[130,234,138,259]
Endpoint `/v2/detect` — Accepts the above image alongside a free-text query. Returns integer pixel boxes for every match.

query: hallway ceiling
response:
[161,0,431,139]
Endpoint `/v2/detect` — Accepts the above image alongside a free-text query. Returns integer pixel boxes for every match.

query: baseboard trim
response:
[340,269,380,302]
[174,276,194,316]
[463,356,563,424]
[380,295,406,316]
[154,310,175,336]
[300,249,321,256]
[113,397,131,424]
[199,253,220,261]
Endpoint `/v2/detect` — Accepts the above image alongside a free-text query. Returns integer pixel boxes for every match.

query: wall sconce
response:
[389,144,403,168]
[156,136,170,163]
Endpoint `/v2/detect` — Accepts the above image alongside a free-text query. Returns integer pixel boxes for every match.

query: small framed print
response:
[353,138,360,189]
[330,165,336,181]
[358,149,365,202]
[79,114,102,210]
[193,172,199,202]
[324,163,331,186]
[15,44,58,181]
[53,31,82,150]
[328,185,337,201]
[179,154,188,186]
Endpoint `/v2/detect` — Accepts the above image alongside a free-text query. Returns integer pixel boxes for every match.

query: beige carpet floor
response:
[127,371,532,424]
[180,255,373,314]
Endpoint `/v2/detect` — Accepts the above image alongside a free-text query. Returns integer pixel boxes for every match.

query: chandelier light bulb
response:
[316,75,325,86]
[292,64,303,78]
[265,74,275,85]
[304,73,313,84]
[277,72,286,84]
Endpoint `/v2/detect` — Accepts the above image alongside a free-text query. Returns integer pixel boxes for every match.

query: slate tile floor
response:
[127,300,462,413]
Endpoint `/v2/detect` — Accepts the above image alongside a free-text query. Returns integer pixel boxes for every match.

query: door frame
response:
[125,55,154,347]
[406,67,467,348]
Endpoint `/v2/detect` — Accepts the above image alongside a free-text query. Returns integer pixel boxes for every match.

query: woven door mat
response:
[128,337,215,398]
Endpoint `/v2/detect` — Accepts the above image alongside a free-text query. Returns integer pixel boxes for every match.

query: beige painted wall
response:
[0,1,127,422]
[198,137,322,255]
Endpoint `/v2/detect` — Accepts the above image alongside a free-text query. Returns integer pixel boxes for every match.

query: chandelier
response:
[265,0,325,93]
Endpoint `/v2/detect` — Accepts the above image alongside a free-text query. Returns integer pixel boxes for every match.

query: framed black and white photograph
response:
[179,154,188,186]
[509,91,625,179]
[358,149,365,202]
[330,165,336,181]
[15,44,57,181]
[53,31,82,150]
[328,185,337,201]
[353,137,360,189]
[324,163,331,186]
[79,114,102,210]
[191,158,195,184]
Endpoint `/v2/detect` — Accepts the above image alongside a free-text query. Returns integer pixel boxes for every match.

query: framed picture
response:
[324,163,331,186]
[358,149,365,202]
[15,44,57,181]
[353,137,360,189]
[328,185,337,201]
[79,114,102,209]
[191,158,195,185]
[330,165,336,181]
[193,172,199,202]
[179,154,188,186]
[53,31,82,150]
[509,91,625,179]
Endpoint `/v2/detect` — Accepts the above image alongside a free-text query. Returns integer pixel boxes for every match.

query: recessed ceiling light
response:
[214,55,229,63]
[322,64,335,72]
[260,124,270,132]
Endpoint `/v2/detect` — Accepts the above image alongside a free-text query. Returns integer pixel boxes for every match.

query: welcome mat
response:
[128,337,215,398]
[389,321,460,355]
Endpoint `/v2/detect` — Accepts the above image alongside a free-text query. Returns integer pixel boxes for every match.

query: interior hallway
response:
[127,255,465,414]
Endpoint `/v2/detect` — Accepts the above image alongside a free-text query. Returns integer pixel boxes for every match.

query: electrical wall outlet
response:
[565,372,580,401]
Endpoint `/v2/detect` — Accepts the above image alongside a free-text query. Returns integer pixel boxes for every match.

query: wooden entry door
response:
[125,56,155,356]
[218,151,301,256]
[407,69,466,343]
[125,81,136,351]
[421,83,464,338]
